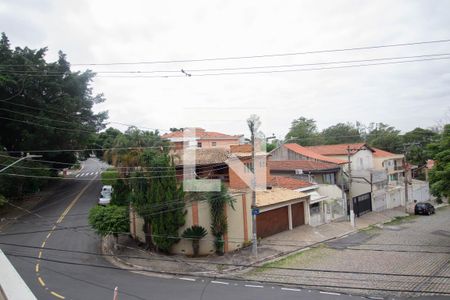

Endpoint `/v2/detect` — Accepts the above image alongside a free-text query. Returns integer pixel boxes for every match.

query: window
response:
[197,142,202,148]
[212,142,217,147]
[244,162,253,173]
[323,173,335,184]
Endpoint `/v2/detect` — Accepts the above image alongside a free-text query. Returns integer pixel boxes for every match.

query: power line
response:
[5,253,450,295]
[4,56,450,79]
[2,52,450,76]
[0,116,95,134]
[0,107,92,129]
[6,38,450,67]
[2,241,449,279]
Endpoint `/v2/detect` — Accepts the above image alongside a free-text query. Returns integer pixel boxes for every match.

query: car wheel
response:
[428,210,431,215]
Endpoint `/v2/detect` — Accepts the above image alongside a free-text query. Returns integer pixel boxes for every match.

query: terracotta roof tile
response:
[256,188,308,207]
[372,147,400,157]
[306,143,371,156]
[268,160,340,171]
[269,176,314,190]
[283,144,347,164]
[162,128,241,140]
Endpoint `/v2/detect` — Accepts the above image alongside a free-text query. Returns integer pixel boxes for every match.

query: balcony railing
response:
[394,166,404,171]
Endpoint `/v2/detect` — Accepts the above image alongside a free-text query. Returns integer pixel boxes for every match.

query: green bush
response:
[101,168,118,185]
[88,205,129,243]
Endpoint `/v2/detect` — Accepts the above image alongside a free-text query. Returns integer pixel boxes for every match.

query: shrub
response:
[182,225,207,257]
[88,205,129,244]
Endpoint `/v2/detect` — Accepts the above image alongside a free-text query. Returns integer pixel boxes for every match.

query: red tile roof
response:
[162,128,241,140]
[283,144,347,164]
[269,176,314,190]
[268,160,340,171]
[372,147,398,157]
[306,143,372,156]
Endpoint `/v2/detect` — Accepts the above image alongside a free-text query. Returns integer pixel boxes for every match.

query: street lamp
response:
[0,154,43,173]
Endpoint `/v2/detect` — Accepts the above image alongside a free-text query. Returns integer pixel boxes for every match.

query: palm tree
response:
[182,225,207,257]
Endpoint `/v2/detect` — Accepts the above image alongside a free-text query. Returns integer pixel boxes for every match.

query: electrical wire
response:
[3,229,450,281]
[5,253,450,295]
[1,37,448,67]
[0,116,95,133]
[2,52,450,76]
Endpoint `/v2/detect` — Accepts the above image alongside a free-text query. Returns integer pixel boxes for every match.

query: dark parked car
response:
[414,202,435,215]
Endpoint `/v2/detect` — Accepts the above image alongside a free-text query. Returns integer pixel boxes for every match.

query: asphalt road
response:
[0,158,441,300]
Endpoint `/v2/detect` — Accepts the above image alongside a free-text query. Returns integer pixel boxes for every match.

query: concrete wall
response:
[317,184,343,200]
[0,249,37,300]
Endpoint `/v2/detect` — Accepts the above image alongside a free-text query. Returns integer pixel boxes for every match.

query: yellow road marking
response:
[56,180,94,224]
[38,276,46,287]
[35,175,97,300]
[50,291,65,299]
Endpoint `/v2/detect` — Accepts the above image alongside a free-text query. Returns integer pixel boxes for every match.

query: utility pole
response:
[0,153,42,173]
[347,146,355,227]
[402,157,409,213]
[247,115,260,257]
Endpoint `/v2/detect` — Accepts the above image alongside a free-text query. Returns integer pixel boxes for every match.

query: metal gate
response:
[351,193,372,217]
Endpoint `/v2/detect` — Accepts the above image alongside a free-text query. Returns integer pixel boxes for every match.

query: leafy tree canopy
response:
[428,124,450,201]
[285,117,324,146]
[0,32,107,167]
[321,122,363,145]
[366,123,402,153]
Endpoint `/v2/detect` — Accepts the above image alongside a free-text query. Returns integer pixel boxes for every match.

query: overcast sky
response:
[1,0,450,139]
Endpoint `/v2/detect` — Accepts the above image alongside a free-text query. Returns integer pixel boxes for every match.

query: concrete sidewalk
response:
[105,207,408,277]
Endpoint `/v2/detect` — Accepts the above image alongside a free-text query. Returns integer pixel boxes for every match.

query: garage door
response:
[291,202,305,227]
[256,206,289,238]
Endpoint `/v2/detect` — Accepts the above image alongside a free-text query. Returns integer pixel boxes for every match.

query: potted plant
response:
[182,225,207,257]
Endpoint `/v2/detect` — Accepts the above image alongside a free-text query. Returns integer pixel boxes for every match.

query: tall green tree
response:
[0,33,107,168]
[321,122,363,145]
[130,149,185,252]
[366,123,402,153]
[402,127,438,166]
[428,124,450,202]
[285,117,323,146]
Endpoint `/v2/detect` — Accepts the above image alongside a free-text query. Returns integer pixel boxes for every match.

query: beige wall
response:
[130,192,252,256]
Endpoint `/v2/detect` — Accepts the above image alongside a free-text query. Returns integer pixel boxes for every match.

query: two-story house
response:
[306,143,379,216]
[372,147,430,207]
[269,144,347,224]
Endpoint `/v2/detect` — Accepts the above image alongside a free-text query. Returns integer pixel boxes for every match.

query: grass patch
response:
[255,244,328,273]
[384,214,417,226]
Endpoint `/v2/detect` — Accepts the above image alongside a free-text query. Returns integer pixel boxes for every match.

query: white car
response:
[101,185,113,198]
[98,185,113,205]
[98,196,111,206]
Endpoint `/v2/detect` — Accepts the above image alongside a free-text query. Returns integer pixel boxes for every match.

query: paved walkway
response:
[106,207,409,276]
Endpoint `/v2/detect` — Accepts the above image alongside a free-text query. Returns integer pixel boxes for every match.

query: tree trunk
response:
[143,218,154,250]
[192,239,200,257]
[113,233,119,250]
